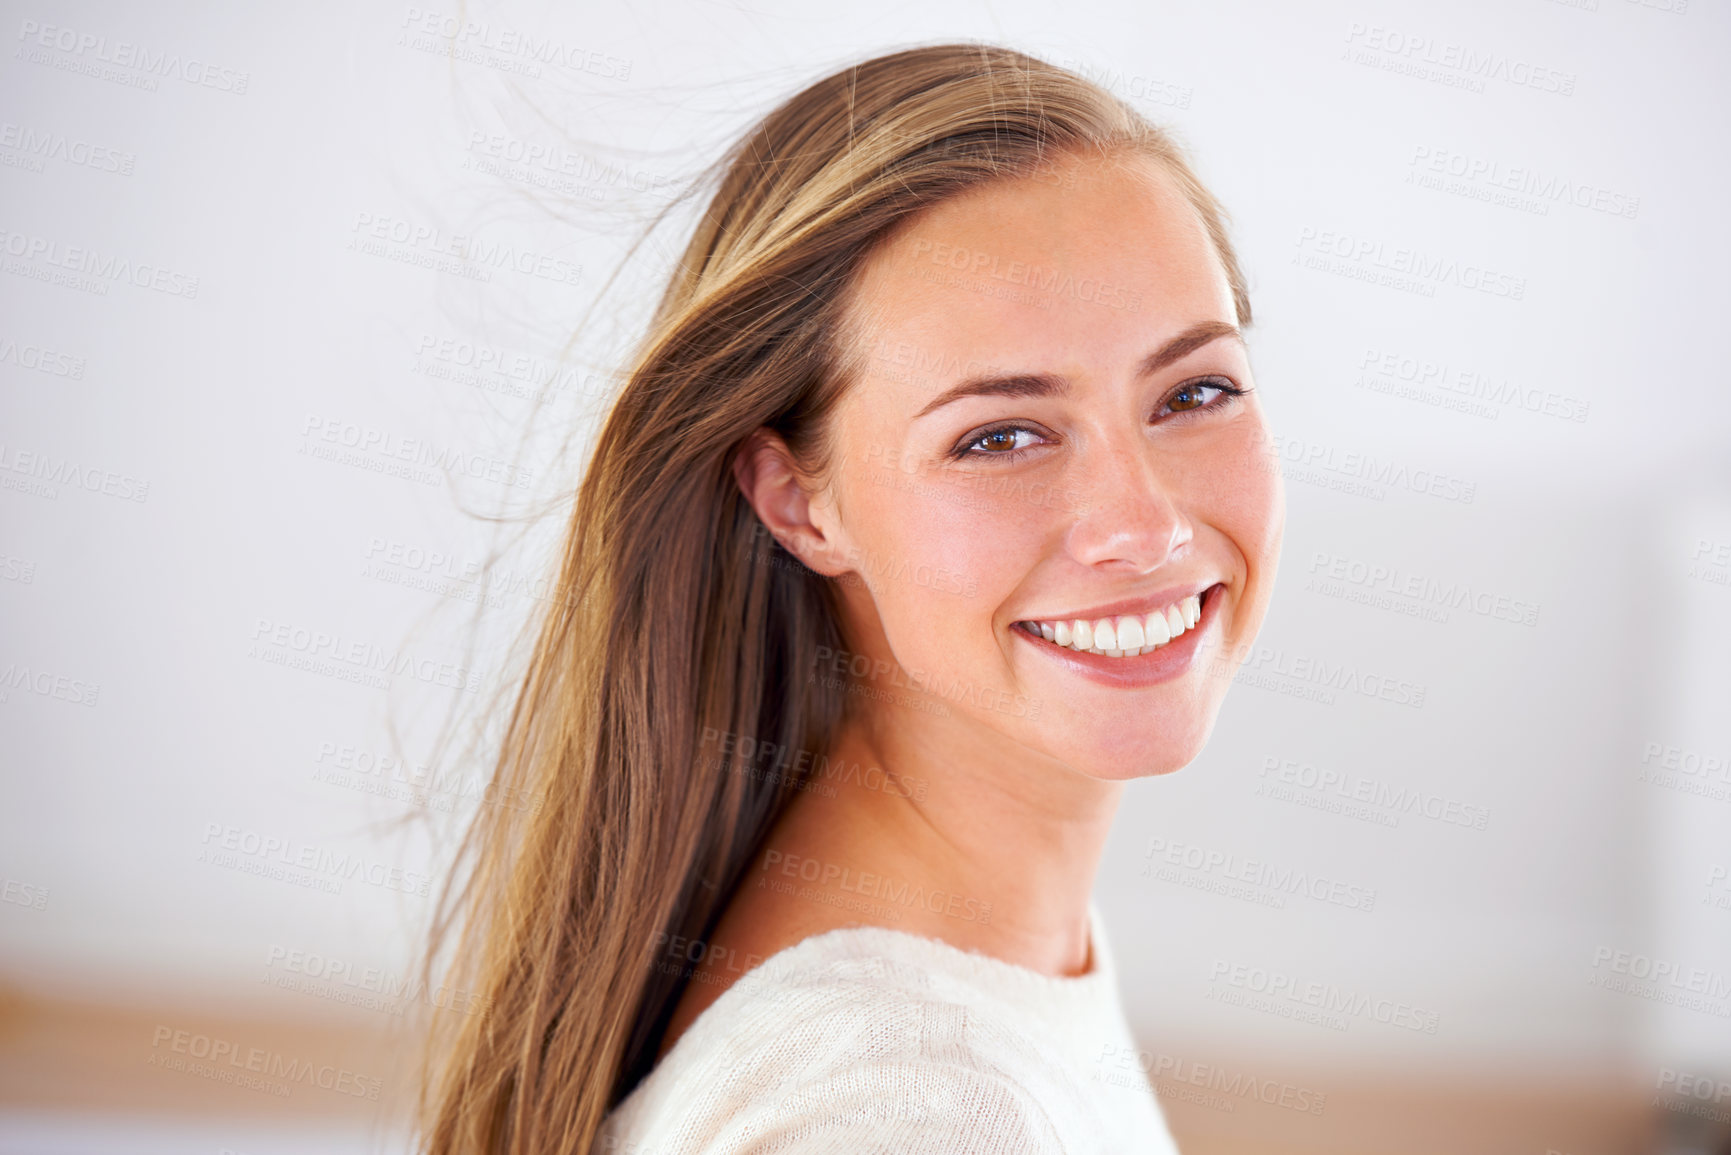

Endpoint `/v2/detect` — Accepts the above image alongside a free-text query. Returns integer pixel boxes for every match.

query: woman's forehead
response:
[840,158,1237,399]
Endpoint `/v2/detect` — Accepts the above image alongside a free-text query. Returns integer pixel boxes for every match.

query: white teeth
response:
[1143,610,1170,646]
[1021,591,1209,659]
[1117,616,1146,650]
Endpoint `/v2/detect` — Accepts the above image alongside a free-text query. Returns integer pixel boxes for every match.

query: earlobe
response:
[732,430,852,579]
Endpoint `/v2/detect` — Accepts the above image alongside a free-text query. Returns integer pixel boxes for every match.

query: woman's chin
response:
[1057,723,1216,783]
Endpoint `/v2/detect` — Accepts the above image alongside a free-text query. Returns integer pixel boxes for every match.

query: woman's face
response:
[800,149,1283,780]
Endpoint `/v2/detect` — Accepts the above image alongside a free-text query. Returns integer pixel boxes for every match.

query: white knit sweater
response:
[594,902,1181,1153]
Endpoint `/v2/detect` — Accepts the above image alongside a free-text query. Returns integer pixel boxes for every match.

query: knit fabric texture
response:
[594,901,1181,1154]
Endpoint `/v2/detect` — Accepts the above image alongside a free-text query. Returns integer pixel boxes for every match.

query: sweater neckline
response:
[694,898,1115,1025]
[628,900,1119,1111]
[772,898,1109,991]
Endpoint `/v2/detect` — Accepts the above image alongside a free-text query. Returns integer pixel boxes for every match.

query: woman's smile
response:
[1009,582,1224,687]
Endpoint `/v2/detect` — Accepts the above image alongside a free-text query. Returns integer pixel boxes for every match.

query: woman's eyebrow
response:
[911,320,1243,420]
[1142,320,1243,376]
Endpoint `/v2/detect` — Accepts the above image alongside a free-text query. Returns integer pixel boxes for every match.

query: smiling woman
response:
[419,43,1282,1155]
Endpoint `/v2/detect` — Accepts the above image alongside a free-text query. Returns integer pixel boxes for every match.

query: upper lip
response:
[1015,582,1221,625]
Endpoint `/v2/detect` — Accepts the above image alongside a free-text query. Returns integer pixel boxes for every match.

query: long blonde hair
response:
[419,42,1250,1155]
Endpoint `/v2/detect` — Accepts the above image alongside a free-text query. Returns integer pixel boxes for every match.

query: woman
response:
[420,43,1283,1154]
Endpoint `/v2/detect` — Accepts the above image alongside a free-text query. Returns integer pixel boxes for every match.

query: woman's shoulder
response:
[601,912,1177,1155]
[656,898,1129,1086]
[601,925,1072,1153]
[663,917,1068,1075]
[682,910,1120,1052]
[600,966,1064,1153]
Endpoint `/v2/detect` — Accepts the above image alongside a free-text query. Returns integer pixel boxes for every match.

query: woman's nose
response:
[1062,440,1191,573]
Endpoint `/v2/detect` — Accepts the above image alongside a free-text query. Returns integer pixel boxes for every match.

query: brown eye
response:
[956,424,1044,459]
[1160,377,1242,418]
[1169,383,1212,411]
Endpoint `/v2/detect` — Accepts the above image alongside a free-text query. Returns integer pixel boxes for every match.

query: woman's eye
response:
[1161,377,1243,416]
[962,426,1042,457]
[1168,384,1213,411]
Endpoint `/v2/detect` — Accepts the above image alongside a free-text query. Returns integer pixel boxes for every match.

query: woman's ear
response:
[731,429,855,579]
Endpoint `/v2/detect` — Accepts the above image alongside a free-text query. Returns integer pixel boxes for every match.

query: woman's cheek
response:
[1216,422,1285,635]
[873,487,1038,636]
[1238,420,1285,564]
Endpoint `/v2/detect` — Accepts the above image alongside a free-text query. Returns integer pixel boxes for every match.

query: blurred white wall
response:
[2,0,1727,1151]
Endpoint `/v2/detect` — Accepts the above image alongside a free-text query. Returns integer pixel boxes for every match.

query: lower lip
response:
[1012,584,1224,689]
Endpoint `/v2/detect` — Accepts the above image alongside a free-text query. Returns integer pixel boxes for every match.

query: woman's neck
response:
[772,702,1123,977]
[653,700,1119,1063]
